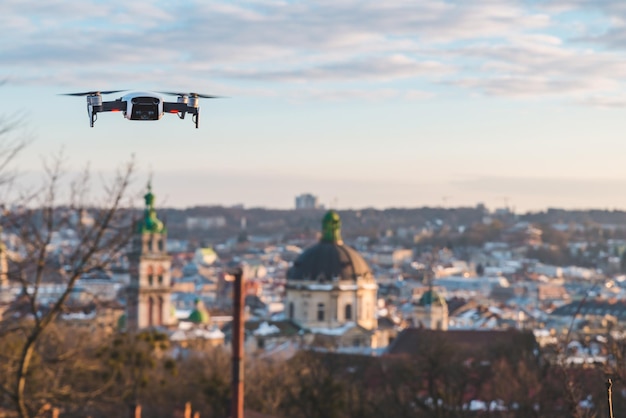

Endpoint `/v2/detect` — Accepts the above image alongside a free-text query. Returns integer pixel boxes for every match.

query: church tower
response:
[127,183,173,330]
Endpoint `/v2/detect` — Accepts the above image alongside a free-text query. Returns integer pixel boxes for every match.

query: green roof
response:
[138,182,166,234]
[419,290,447,307]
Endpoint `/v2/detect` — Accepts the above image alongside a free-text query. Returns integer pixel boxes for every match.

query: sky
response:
[4,1,626,212]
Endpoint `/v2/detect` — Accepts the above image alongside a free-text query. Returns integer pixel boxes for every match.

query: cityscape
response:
[6,0,626,417]
[2,184,626,416]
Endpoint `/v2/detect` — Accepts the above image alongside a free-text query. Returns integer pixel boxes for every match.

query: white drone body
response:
[65,90,219,128]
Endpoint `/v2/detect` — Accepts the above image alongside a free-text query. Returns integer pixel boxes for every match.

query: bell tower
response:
[127,182,173,330]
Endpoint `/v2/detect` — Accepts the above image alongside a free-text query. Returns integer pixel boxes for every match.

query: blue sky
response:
[3,0,626,211]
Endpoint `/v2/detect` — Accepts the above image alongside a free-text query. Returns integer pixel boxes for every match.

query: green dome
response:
[419,290,446,307]
[188,309,210,324]
[188,299,210,324]
[139,182,166,234]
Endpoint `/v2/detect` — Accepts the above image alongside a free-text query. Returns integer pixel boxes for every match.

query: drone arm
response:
[101,100,127,112]
[163,102,189,115]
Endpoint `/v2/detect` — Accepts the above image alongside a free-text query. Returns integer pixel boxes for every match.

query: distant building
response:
[295,193,320,210]
[373,248,413,268]
[186,216,226,230]
[193,247,218,266]
[386,328,537,359]
[410,290,449,330]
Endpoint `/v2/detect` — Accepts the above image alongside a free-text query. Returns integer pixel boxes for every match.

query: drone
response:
[62,90,220,128]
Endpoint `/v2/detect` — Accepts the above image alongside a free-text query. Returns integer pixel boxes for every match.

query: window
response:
[345,304,352,320]
[317,303,325,321]
[158,275,163,285]
[158,297,164,326]
[147,265,154,286]
[147,297,154,327]
[289,302,294,319]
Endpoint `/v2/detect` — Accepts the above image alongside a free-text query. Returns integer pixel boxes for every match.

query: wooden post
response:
[608,378,614,418]
[230,267,245,418]
[130,403,141,418]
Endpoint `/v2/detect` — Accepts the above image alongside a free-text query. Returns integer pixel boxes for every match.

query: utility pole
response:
[227,267,245,418]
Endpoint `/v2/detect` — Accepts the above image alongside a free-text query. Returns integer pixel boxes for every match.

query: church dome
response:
[188,299,210,324]
[287,211,373,282]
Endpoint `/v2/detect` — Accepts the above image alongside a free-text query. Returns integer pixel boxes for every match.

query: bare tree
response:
[0,152,135,418]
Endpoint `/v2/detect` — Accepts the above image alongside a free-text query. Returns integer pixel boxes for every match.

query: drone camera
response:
[130,96,161,121]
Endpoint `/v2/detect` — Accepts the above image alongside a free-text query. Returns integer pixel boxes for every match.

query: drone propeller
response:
[60,90,127,96]
[158,91,221,99]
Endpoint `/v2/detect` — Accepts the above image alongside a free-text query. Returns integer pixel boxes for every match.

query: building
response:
[185,216,226,230]
[284,211,389,350]
[295,193,320,210]
[386,328,537,360]
[126,184,174,330]
[410,289,449,330]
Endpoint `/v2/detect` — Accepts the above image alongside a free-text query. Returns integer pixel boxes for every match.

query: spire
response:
[321,210,342,244]
[144,180,155,207]
[139,181,165,234]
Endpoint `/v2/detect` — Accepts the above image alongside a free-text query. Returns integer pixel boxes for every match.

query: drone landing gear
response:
[177,107,199,128]
[164,102,199,128]
[88,105,98,128]
[192,108,199,129]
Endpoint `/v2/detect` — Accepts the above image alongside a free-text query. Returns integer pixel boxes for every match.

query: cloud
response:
[1,0,626,103]
[293,88,434,102]
[442,32,626,98]
[577,95,626,107]
[217,55,452,83]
